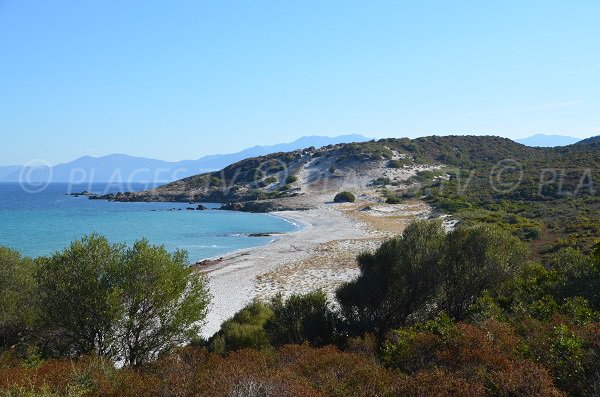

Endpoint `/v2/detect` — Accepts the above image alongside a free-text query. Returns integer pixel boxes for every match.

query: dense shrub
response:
[442,224,528,320]
[285,175,298,184]
[385,197,402,204]
[265,292,337,347]
[333,191,356,203]
[337,220,446,338]
[0,247,35,354]
[209,300,274,353]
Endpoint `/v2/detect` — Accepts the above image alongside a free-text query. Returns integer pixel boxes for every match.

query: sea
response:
[0,182,299,262]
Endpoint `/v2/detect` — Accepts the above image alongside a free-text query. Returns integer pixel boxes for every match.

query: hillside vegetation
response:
[3,219,600,396]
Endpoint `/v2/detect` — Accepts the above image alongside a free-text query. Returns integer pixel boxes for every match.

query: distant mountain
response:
[2,134,369,183]
[516,134,580,147]
[0,166,22,180]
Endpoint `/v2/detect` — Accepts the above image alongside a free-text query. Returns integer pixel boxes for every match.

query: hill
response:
[98,135,600,258]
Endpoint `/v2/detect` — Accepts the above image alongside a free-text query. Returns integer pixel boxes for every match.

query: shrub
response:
[372,177,391,186]
[333,191,355,203]
[385,197,402,204]
[209,300,274,353]
[442,224,528,320]
[337,220,446,339]
[0,247,36,354]
[285,175,298,184]
[387,160,404,168]
[265,292,336,347]
[258,176,277,187]
[209,176,221,186]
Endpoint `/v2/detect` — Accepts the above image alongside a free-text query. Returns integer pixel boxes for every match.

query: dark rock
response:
[196,204,208,210]
[219,201,278,213]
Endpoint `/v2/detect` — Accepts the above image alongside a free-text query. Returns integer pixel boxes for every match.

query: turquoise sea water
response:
[0,183,299,261]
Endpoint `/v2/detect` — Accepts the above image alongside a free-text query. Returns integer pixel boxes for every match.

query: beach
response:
[199,197,433,337]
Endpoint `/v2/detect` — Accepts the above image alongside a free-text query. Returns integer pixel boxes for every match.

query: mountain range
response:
[0,134,369,183]
[515,134,581,147]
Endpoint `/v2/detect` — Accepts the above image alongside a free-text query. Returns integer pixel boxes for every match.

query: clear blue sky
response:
[1,1,599,165]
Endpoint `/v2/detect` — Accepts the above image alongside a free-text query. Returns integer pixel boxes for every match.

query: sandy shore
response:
[199,203,372,337]
[198,196,433,338]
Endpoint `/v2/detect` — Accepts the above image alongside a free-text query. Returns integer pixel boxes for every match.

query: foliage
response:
[337,220,446,338]
[0,247,36,355]
[115,239,210,367]
[442,224,528,319]
[265,292,336,347]
[209,300,274,353]
[333,191,356,203]
[34,235,210,366]
[35,235,125,358]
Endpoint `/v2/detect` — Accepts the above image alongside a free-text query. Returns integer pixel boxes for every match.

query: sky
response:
[1,1,599,165]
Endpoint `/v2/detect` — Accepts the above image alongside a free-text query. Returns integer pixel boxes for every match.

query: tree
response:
[0,247,36,353]
[35,235,124,357]
[35,235,210,365]
[547,247,600,309]
[116,239,211,366]
[442,224,527,320]
[265,291,336,347]
[336,220,446,339]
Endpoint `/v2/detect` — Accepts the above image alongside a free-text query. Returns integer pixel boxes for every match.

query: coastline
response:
[198,204,372,337]
[197,197,433,338]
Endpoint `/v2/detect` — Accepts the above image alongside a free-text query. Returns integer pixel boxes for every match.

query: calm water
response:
[0,183,299,261]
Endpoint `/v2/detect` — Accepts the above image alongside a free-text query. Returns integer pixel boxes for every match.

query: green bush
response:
[209,300,274,353]
[386,197,403,204]
[259,176,277,187]
[265,292,336,347]
[0,247,36,354]
[387,159,411,168]
[334,191,356,203]
[285,175,298,184]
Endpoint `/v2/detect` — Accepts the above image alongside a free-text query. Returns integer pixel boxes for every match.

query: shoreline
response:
[198,203,374,338]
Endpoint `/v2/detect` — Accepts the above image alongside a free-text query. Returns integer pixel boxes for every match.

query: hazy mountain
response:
[516,134,580,147]
[2,134,369,183]
[0,166,22,180]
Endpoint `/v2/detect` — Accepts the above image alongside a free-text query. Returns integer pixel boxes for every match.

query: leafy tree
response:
[35,235,210,365]
[336,220,446,339]
[547,247,600,309]
[265,291,336,347]
[35,235,124,357]
[0,247,36,353]
[442,224,528,320]
[114,239,210,367]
